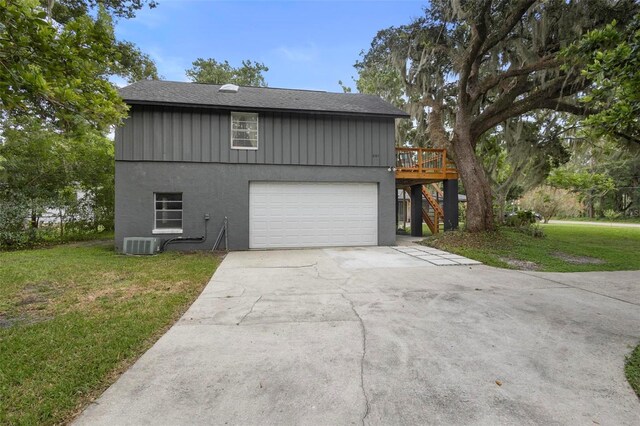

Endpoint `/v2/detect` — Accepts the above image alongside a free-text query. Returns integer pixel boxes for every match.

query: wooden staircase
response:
[430,183,443,197]
[404,185,443,234]
[422,186,443,234]
[395,147,456,234]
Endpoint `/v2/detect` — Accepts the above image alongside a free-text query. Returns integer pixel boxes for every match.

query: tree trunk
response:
[30,211,38,229]
[614,191,623,212]
[28,210,38,242]
[59,209,64,240]
[495,192,507,225]
[451,133,495,232]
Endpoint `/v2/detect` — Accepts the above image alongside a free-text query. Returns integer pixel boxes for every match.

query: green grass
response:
[625,344,640,398]
[400,223,443,235]
[555,217,640,223]
[423,223,640,272]
[0,241,220,425]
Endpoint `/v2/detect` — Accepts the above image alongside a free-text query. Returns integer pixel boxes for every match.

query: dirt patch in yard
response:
[81,279,192,306]
[15,294,47,307]
[499,257,540,271]
[424,230,509,250]
[0,314,16,329]
[553,252,605,265]
[77,286,151,313]
[0,312,53,329]
[15,282,59,308]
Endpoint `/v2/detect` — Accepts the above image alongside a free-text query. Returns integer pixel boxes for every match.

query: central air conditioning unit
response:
[123,237,159,255]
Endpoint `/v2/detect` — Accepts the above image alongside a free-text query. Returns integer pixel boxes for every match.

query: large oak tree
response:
[357,0,638,232]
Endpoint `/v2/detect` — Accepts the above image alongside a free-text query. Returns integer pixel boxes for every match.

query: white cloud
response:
[147,48,190,81]
[274,44,320,62]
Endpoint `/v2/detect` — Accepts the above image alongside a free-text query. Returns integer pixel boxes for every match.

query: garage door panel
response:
[249,182,378,249]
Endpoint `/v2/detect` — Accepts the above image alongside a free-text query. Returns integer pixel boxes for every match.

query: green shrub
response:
[458,202,467,227]
[603,209,621,221]
[505,210,537,227]
[503,211,545,238]
[0,205,112,251]
[0,188,113,250]
[515,223,545,238]
[0,198,30,249]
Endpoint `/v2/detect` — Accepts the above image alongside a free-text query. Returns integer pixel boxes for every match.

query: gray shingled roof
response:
[119,80,409,118]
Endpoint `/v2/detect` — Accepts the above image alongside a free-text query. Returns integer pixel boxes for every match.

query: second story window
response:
[231,112,259,150]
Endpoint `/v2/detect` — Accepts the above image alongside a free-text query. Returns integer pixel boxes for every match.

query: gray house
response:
[115,81,409,251]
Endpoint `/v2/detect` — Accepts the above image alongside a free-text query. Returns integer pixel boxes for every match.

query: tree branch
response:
[613,131,640,145]
[538,99,595,116]
[472,75,534,135]
[480,0,537,56]
[425,100,450,149]
[459,1,491,108]
[472,56,561,101]
[472,73,588,139]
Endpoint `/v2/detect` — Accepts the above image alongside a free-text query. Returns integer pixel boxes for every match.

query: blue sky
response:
[114,0,426,92]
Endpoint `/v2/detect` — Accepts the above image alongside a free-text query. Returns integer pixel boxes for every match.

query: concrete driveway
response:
[76,247,640,425]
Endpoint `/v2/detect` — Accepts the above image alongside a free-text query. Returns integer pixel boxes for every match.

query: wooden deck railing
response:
[395,147,458,181]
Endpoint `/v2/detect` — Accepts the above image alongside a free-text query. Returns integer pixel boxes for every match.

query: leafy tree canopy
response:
[566,13,640,144]
[186,58,269,86]
[0,0,158,133]
[549,168,615,195]
[46,0,160,82]
[0,115,115,242]
[0,117,113,204]
[547,135,639,216]
[479,112,571,220]
[44,0,157,22]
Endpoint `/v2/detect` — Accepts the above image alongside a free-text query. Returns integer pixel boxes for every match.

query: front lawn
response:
[0,241,220,425]
[424,223,640,272]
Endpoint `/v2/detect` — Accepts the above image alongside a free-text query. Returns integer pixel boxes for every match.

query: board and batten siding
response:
[115,105,396,167]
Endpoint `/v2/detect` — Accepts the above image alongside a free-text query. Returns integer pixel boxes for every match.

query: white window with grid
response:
[153,193,183,234]
[231,112,258,149]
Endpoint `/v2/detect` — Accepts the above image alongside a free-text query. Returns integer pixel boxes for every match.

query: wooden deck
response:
[395,147,458,185]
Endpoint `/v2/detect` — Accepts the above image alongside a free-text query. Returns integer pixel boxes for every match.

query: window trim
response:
[230,112,259,150]
[152,228,183,235]
[153,192,183,234]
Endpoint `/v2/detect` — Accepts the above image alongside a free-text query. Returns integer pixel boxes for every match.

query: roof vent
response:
[219,84,239,93]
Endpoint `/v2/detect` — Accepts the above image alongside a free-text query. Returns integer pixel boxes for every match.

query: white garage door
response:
[249,182,378,249]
